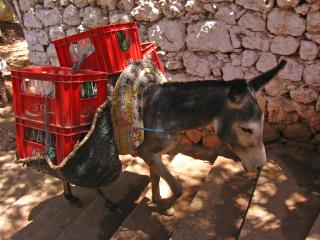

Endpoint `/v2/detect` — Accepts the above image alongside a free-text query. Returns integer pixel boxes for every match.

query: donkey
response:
[137,60,287,215]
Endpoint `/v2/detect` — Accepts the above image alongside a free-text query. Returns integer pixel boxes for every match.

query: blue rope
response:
[134,127,171,134]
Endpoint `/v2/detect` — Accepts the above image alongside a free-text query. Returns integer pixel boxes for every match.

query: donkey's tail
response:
[111,60,166,155]
[249,59,287,91]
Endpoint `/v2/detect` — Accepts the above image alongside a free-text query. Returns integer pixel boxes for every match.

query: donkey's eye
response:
[240,127,253,134]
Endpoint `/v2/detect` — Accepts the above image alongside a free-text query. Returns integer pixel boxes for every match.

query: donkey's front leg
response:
[150,168,161,203]
[150,158,183,200]
[142,153,183,213]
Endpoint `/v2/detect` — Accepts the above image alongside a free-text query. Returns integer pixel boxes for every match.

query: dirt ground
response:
[0,37,29,151]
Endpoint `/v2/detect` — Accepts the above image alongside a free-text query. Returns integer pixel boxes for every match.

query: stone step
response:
[0,154,135,240]
[306,212,320,240]
[0,152,62,215]
[238,145,320,240]
[111,153,213,240]
[171,156,257,240]
[56,157,150,240]
[5,186,97,240]
[0,174,63,240]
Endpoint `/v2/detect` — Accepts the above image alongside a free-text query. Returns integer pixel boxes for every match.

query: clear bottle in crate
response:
[36,130,45,143]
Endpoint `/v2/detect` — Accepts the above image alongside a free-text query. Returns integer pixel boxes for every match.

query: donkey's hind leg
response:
[96,188,122,214]
[63,180,81,207]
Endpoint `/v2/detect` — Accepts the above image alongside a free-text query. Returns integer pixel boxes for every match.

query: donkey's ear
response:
[229,81,247,104]
[249,60,287,91]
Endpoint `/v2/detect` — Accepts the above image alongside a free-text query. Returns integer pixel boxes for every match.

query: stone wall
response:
[15,0,320,168]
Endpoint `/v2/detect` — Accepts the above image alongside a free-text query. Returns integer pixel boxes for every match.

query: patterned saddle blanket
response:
[111,60,166,156]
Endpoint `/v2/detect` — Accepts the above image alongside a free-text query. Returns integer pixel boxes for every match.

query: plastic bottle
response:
[117,31,128,51]
[36,130,45,143]
[80,83,85,98]
[86,82,93,98]
[92,82,97,96]
[21,80,27,93]
[47,146,56,164]
[30,128,37,141]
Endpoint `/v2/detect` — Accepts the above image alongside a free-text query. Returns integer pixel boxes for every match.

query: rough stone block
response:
[148,19,186,51]
[202,134,221,149]
[47,43,57,58]
[29,51,50,65]
[306,32,320,44]
[265,78,288,97]
[241,50,258,67]
[242,32,269,51]
[70,0,88,8]
[182,51,211,77]
[278,58,303,82]
[238,11,265,32]
[117,0,135,11]
[290,86,318,104]
[263,122,280,142]
[304,62,320,88]
[222,63,244,80]
[256,52,277,73]
[19,0,35,12]
[270,36,300,55]
[277,0,299,8]
[96,0,117,9]
[44,0,59,8]
[307,12,320,32]
[235,0,274,12]
[186,21,233,52]
[27,43,45,52]
[109,10,132,23]
[23,11,42,28]
[283,123,312,141]
[131,1,162,22]
[63,4,81,26]
[185,0,206,14]
[160,0,185,18]
[49,25,66,40]
[299,40,319,60]
[35,8,62,27]
[214,4,236,25]
[82,6,108,28]
[267,8,306,36]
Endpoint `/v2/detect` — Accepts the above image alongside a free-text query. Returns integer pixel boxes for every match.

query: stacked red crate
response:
[53,22,143,74]
[141,41,165,73]
[12,66,108,164]
[12,22,165,165]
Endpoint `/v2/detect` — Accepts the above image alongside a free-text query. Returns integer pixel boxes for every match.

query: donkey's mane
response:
[160,79,246,90]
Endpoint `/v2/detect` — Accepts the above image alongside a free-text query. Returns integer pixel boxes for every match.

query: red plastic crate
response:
[11,66,107,128]
[53,22,143,74]
[15,117,90,165]
[141,42,165,73]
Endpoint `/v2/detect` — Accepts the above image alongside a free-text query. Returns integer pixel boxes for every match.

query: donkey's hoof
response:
[114,207,123,215]
[147,200,175,216]
[147,200,159,208]
[64,194,82,208]
[159,207,175,216]
[105,202,122,214]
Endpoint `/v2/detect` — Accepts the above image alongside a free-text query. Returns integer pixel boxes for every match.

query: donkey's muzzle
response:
[232,143,267,172]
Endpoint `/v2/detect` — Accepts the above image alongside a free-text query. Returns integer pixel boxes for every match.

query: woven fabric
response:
[111,60,166,156]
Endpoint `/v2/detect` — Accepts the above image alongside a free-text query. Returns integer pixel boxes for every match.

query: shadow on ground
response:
[1,144,319,240]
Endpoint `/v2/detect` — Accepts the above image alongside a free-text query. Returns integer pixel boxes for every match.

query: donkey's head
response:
[214,60,287,172]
